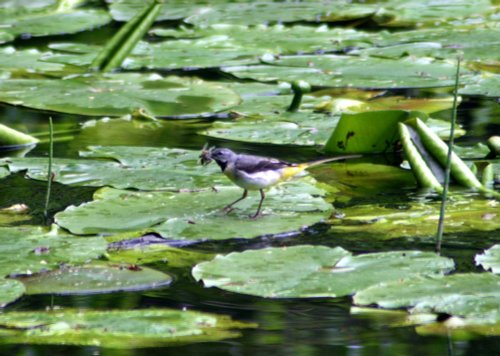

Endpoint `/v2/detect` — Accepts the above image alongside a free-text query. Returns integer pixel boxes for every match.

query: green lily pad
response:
[0,308,254,348]
[0,166,8,179]
[192,246,454,298]
[203,112,337,146]
[0,279,25,307]
[1,146,225,190]
[329,196,499,239]
[108,243,214,269]
[0,226,107,277]
[0,47,78,75]
[55,179,332,239]
[459,75,500,98]
[224,55,467,89]
[354,273,500,325]
[476,244,500,274]
[0,74,240,117]
[371,0,493,27]
[19,262,172,295]
[109,0,376,25]
[0,9,110,42]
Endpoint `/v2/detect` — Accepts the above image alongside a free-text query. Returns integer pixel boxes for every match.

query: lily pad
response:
[0,9,111,42]
[329,196,499,239]
[476,244,500,274]
[0,166,8,179]
[0,279,25,307]
[108,0,376,25]
[0,74,240,117]
[0,308,254,348]
[19,262,172,295]
[224,55,467,89]
[1,146,225,191]
[192,246,454,298]
[0,226,107,277]
[0,47,78,75]
[55,179,332,240]
[354,273,500,325]
[459,75,500,98]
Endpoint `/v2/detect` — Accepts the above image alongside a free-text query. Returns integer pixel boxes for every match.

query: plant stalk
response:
[436,56,461,254]
[44,117,54,221]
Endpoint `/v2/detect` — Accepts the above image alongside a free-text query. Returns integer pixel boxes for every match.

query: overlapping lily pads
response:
[0,74,240,117]
[192,245,454,298]
[0,226,107,278]
[108,0,377,25]
[476,244,500,274]
[1,146,225,190]
[19,262,172,295]
[55,179,332,239]
[224,55,467,89]
[354,273,500,326]
[0,308,255,348]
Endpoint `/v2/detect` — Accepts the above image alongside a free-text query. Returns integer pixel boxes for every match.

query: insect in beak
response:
[199,143,214,166]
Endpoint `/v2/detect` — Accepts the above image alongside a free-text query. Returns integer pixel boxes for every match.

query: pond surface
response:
[1,0,499,354]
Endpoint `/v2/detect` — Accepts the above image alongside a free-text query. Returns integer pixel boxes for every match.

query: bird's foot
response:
[249,212,262,219]
[222,205,234,214]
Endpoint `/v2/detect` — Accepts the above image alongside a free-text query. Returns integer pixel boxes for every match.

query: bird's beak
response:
[199,144,213,166]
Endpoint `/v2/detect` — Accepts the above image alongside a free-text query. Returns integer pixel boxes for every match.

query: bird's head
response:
[199,145,236,167]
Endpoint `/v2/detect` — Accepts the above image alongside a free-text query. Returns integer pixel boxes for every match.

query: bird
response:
[199,146,359,218]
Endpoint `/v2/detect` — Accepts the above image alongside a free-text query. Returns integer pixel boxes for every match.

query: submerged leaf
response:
[0,308,254,348]
[192,246,454,298]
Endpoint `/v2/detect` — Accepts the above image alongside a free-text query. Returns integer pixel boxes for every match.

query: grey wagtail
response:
[200,146,360,218]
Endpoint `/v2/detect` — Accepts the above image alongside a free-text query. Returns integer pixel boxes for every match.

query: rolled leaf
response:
[415,118,482,190]
[0,124,38,147]
[398,122,443,192]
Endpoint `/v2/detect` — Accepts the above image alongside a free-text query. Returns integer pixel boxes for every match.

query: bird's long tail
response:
[301,154,362,169]
[281,154,361,180]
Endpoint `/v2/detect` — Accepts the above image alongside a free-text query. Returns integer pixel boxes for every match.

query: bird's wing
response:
[234,154,292,174]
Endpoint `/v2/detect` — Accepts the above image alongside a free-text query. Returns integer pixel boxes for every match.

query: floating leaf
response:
[224,55,466,89]
[476,244,500,274]
[0,74,240,117]
[19,262,172,295]
[0,308,254,348]
[354,273,500,325]
[109,0,376,25]
[460,75,500,98]
[0,279,25,308]
[1,146,225,190]
[0,9,111,43]
[192,246,454,298]
[0,226,107,277]
[0,47,77,75]
[55,179,332,240]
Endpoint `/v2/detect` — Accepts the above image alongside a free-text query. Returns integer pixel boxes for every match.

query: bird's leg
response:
[250,189,265,219]
[223,189,248,213]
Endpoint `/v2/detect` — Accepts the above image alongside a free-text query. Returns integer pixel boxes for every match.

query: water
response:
[1,92,499,354]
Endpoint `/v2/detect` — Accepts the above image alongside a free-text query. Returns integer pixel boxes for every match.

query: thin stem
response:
[44,117,54,221]
[436,56,461,254]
